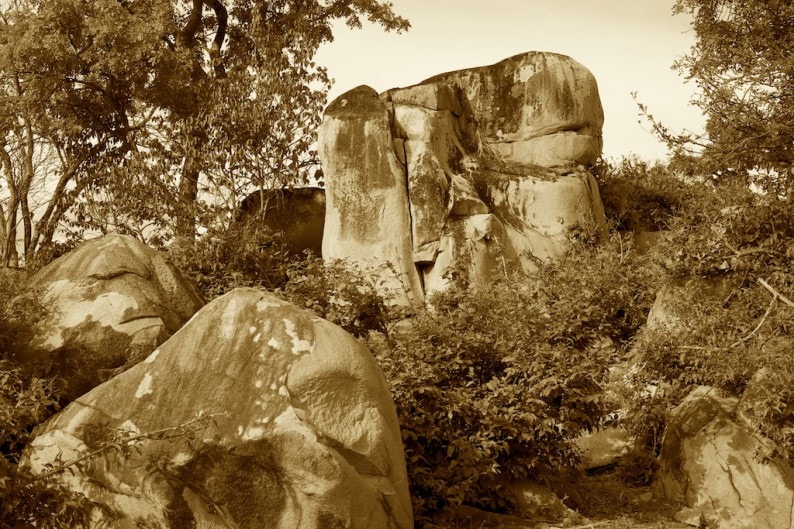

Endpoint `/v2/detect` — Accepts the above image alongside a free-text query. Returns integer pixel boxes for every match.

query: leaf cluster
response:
[278,256,392,338]
[0,0,409,256]
[170,220,294,299]
[593,155,702,232]
[630,182,794,458]
[371,235,657,522]
[639,0,793,189]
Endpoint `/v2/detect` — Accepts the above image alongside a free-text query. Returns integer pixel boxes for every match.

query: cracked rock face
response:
[423,51,604,168]
[653,386,794,529]
[14,234,204,400]
[25,288,413,529]
[319,51,606,305]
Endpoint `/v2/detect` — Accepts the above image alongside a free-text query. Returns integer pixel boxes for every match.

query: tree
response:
[639,0,793,193]
[0,0,408,262]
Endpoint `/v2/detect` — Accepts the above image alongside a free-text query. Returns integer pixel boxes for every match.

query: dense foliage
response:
[629,180,794,459]
[170,222,393,337]
[638,0,793,191]
[278,256,392,338]
[594,155,695,231]
[370,233,657,521]
[170,220,294,298]
[0,272,98,528]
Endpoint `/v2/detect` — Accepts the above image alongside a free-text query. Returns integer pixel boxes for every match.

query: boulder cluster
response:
[21,236,412,529]
[8,51,793,529]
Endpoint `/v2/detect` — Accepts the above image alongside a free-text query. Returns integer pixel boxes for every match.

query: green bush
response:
[616,448,659,486]
[594,156,700,231]
[370,235,657,522]
[278,256,393,338]
[629,182,794,458]
[170,221,294,299]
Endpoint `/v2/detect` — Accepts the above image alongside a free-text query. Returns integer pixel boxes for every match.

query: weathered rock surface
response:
[506,480,589,526]
[239,187,326,257]
[319,52,606,305]
[653,386,794,529]
[14,234,204,399]
[25,288,412,529]
[319,85,424,306]
[424,51,604,168]
[480,166,606,269]
[647,277,734,332]
[574,426,631,471]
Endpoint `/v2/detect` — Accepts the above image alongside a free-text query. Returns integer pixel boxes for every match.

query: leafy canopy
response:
[0,0,408,255]
[640,0,793,191]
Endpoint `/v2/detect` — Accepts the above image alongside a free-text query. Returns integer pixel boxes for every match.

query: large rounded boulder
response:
[13,234,204,399]
[653,386,794,529]
[25,288,413,529]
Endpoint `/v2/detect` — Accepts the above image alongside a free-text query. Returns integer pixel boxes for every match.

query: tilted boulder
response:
[653,386,794,529]
[25,288,413,529]
[319,52,606,305]
[238,187,326,257]
[13,234,204,399]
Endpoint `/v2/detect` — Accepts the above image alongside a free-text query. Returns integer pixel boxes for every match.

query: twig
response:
[730,295,776,347]
[35,412,226,481]
[758,278,794,308]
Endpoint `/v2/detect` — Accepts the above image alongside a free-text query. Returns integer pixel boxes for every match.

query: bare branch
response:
[730,296,776,348]
[758,278,794,308]
[34,412,227,482]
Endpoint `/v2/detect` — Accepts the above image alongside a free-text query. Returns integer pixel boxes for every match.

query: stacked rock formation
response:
[319,51,607,305]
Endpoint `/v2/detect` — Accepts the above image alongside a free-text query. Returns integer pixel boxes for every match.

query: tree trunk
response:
[175,153,200,245]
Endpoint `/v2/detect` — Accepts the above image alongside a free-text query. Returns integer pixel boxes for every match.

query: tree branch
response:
[205,0,227,78]
[758,278,794,308]
[34,412,226,481]
[180,0,204,47]
[730,295,776,348]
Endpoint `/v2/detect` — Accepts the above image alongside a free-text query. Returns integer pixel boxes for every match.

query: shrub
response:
[278,256,393,338]
[594,155,701,232]
[170,221,294,299]
[370,234,658,522]
[616,448,659,486]
[629,182,794,458]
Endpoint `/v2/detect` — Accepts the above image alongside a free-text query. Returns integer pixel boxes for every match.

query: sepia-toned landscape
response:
[1,1,792,528]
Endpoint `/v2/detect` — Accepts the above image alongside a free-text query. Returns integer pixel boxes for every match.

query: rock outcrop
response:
[423,51,604,168]
[647,277,735,332]
[574,427,631,471]
[13,234,204,399]
[238,187,326,257]
[25,288,413,529]
[653,386,794,529]
[319,52,606,305]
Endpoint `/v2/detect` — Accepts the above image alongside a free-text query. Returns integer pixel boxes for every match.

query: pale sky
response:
[315,0,707,162]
